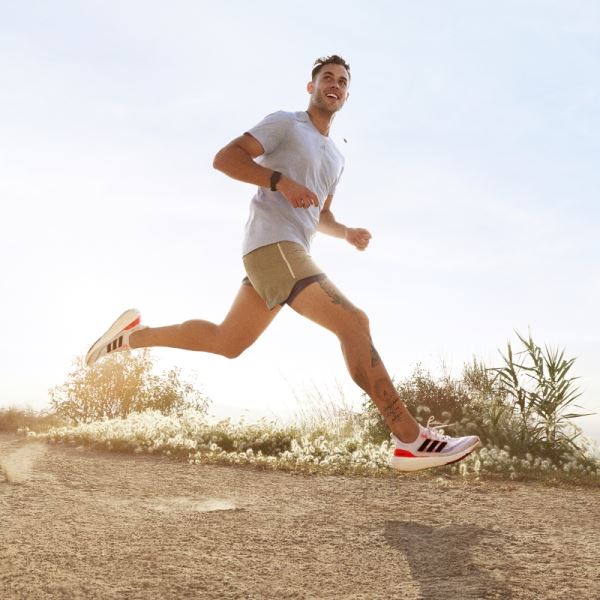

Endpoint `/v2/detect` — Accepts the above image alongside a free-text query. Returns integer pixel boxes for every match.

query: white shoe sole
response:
[389,439,481,472]
[85,308,141,367]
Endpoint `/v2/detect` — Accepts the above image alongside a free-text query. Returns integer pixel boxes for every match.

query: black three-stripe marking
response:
[106,336,124,354]
[418,438,448,453]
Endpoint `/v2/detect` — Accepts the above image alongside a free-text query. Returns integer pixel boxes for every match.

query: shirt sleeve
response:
[329,165,345,196]
[245,111,292,155]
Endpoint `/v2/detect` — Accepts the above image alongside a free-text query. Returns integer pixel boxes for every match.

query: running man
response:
[86,55,480,471]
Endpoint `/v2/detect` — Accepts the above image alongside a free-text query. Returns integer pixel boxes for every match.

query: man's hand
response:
[345,227,372,251]
[278,176,320,209]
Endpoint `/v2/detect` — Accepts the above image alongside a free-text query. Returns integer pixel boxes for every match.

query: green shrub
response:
[49,350,210,423]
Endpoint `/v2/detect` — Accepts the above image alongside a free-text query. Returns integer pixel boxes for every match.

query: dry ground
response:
[1,433,599,600]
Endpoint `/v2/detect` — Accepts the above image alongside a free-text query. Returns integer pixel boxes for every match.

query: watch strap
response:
[270,170,282,191]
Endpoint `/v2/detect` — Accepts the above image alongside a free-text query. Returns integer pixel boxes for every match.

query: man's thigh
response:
[221,282,282,345]
[287,277,366,336]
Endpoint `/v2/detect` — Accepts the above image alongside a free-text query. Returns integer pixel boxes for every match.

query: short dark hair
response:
[311,55,351,81]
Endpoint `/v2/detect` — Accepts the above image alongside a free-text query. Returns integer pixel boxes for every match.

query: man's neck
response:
[306,107,334,136]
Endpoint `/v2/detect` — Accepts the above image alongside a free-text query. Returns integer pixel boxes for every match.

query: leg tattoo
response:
[375,378,404,425]
[370,344,382,368]
[318,279,357,311]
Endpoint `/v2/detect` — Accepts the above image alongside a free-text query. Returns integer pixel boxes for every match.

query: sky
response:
[1,1,599,445]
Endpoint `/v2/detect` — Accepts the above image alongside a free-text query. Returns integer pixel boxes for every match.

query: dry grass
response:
[0,407,67,433]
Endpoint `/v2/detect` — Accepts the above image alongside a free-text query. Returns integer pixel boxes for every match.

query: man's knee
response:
[336,307,370,344]
[353,308,370,334]
[220,334,253,359]
[223,347,244,359]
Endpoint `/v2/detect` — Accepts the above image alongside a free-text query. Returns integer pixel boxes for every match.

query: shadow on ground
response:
[384,521,510,599]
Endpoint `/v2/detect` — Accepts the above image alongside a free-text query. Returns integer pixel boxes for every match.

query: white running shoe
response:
[389,419,481,472]
[85,309,145,367]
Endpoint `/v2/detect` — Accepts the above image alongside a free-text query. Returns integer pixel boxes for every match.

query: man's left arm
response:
[318,194,372,251]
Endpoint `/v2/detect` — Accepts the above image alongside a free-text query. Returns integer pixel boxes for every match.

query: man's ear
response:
[307,80,314,94]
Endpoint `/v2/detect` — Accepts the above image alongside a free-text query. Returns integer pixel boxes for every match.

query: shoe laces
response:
[423,416,452,442]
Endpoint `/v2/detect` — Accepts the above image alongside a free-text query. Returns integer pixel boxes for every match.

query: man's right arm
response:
[213,134,319,209]
[213,133,272,188]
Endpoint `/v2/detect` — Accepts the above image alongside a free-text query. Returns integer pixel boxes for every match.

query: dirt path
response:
[1,433,599,599]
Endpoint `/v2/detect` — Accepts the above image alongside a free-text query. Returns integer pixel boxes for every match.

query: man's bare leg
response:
[129,283,281,358]
[289,278,420,444]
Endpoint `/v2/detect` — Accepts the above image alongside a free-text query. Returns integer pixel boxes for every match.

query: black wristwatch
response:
[270,170,282,191]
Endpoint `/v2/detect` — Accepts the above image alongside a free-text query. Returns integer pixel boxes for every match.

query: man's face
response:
[307,63,350,114]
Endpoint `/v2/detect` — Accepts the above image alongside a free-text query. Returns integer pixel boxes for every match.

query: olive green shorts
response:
[242,241,326,309]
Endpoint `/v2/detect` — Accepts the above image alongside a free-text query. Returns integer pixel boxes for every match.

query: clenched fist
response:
[345,228,372,251]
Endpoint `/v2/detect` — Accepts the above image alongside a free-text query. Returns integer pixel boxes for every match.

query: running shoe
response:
[389,420,480,471]
[85,309,145,367]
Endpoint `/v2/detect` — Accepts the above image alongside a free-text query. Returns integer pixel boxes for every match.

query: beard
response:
[311,92,342,115]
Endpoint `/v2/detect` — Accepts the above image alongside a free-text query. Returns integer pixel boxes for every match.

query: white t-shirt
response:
[242,110,345,256]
